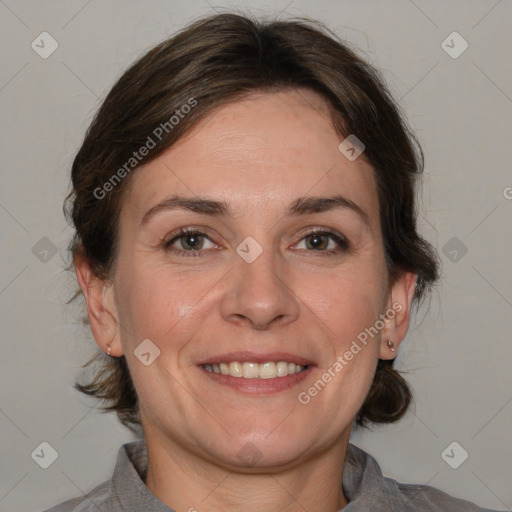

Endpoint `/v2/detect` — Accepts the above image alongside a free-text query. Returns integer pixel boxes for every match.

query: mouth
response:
[201,361,308,379]
[197,351,314,394]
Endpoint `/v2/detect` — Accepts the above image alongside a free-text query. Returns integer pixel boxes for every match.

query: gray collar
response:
[108,439,409,511]
[104,438,495,511]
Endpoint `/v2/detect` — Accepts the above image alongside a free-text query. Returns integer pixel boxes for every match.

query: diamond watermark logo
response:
[31,441,58,469]
[441,32,468,59]
[442,236,468,263]
[236,442,263,467]
[31,32,59,59]
[236,236,263,263]
[32,236,58,263]
[338,134,365,161]
[134,338,161,366]
[441,441,468,469]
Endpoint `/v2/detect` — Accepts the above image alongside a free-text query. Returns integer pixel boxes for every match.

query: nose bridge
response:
[220,237,299,328]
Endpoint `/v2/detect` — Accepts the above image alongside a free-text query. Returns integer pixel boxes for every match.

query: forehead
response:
[122,89,379,226]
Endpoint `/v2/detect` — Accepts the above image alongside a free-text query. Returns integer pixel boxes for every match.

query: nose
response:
[220,245,300,330]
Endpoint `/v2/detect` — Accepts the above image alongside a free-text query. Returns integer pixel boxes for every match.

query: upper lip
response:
[197,351,314,366]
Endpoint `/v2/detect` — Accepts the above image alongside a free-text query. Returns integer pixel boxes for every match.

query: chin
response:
[199,427,315,470]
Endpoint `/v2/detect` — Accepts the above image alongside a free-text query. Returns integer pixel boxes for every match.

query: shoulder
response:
[40,439,147,512]
[396,480,501,511]
[345,443,503,511]
[40,480,110,512]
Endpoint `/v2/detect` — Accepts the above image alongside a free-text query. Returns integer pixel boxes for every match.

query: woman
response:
[46,12,502,512]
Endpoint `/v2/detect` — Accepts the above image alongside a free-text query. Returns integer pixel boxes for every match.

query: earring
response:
[386,339,395,352]
[107,345,111,356]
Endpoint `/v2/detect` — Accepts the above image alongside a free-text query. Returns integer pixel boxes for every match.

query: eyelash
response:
[162,226,350,258]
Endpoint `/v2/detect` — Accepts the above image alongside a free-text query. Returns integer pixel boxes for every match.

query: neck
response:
[144,428,350,512]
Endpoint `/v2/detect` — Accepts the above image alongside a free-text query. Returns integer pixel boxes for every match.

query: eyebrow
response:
[140,194,370,228]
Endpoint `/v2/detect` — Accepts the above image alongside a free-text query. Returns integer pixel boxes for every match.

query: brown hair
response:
[65,11,440,431]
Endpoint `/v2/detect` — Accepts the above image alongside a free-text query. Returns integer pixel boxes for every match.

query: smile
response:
[202,361,307,379]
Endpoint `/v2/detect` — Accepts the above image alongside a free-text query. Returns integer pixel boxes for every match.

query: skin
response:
[75,88,416,512]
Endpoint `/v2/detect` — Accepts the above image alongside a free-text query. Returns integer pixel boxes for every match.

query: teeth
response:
[230,361,243,377]
[259,362,276,379]
[202,361,307,378]
[276,361,288,377]
[243,361,260,379]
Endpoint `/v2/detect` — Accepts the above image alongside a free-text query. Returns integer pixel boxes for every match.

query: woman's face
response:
[99,89,413,469]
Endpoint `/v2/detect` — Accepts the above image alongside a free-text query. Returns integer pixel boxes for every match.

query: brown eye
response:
[176,233,204,250]
[305,233,330,250]
[295,230,349,253]
[163,229,216,255]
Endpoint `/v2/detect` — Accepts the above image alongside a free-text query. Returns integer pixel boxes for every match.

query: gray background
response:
[0,1,511,510]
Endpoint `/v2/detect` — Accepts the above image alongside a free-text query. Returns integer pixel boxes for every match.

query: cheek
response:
[302,273,382,417]
[299,262,386,341]
[115,260,218,347]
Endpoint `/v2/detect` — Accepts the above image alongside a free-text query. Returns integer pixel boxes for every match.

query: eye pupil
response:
[183,234,201,249]
[307,234,326,250]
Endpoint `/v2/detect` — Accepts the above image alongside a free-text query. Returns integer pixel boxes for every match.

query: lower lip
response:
[198,365,314,394]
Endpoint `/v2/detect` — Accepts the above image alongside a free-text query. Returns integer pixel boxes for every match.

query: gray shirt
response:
[43,439,502,511]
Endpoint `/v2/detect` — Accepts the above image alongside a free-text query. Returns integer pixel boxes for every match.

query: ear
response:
[73,251,123,357]
[379,271,417,360]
